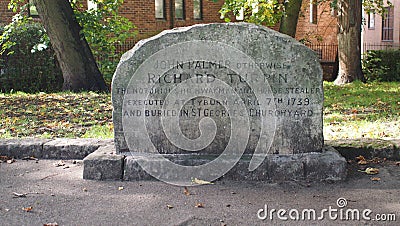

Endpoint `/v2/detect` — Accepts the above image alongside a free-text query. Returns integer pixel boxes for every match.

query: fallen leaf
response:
[370,157,383,164]
[22,156,38,161]
[371,177,381,181]
[53,160,65,167]
[356,155,365,160]
[22,206,33,212]
[166,204,174,209]
[192,178,214,185]
[13,192,27,198]
[118,186,124,191]
[0,156,11,161]
[358,160,368,165]
[356,155,366,161]
[83,187,88,192]
[7,159,16,164]
[365,167,380,175]
[195,202,204,208]
[43,223,58,226]
[183,187,190,196]
[359,167,380,175]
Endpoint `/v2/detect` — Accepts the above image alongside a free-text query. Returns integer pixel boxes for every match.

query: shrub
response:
[362,49,400,82]
[4,1,136,90]
[0,19,63,93]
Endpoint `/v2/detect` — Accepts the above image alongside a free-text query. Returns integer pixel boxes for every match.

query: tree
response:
[71,0,136,84]
[219,0,390,85]
[334,0,392,84]
[279,0,302,37]
[32,0,108,92]
[334,0,365,84]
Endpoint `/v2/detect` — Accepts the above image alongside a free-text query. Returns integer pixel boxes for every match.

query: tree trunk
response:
[334,0,365,85]
[279,0,302,37]
[33,0,108,92]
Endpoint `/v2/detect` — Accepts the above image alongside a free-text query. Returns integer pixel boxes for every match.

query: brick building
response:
[0,0,338,78]
[0,0,337,44]
[362,0,400,53]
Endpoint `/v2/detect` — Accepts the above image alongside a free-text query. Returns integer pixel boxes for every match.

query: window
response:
[368,13,375,29]
[28,0,39,17]
[155,0,165,19]
[310,0,317,24]
[193,0,202,20]
[87,0,98,10]
[382,7,394,41]
[175,0,185,19]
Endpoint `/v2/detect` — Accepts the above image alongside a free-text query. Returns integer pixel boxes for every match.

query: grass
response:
[0,92,113,139]
[323,81,400,140]
[0,81,399,140]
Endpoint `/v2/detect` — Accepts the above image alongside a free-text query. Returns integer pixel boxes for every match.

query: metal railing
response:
[96,42,400,66]
[363,43,400,53]
[305,43,337,63]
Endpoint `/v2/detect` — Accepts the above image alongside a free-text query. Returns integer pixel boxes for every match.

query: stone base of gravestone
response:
[83,146,347,182]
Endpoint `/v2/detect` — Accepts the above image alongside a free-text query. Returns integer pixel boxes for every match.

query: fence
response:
[102,42,341,64]
[114,39,137,55]
[95,39,137,65]
[305,43,337,63]
[362,43,400,54]
[304,42,400,62]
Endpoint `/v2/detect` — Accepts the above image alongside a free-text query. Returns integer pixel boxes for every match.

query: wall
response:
[118,0,226,42]
[0,0,17,25]
[0,0,338,44]
[362,0,400,53]
[296,0,337,44]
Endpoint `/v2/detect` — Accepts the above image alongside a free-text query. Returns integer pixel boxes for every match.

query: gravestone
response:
[97,23,346,184]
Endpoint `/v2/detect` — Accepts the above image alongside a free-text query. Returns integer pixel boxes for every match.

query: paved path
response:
[1,159,399,225]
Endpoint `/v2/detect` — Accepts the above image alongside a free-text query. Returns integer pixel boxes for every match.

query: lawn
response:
[323,81,399,140]
[0,81,399,140]
[0,92,113,139]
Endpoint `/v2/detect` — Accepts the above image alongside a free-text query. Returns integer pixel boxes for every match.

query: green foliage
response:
[0,15,63,93]
[362,0,393,15]
[71,0,136,85]
[219,0,283,26]
[4,0,136,87]
[323,81,400,140]
[362,49,400,82]
[220,0,393,26]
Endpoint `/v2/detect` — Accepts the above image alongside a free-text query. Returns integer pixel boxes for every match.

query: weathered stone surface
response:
[0,138,50,158]
[123,146,347,182]
[43,138,113,159]
[326,139,400,160]
[83,145,124,180]
[109,23,339,184]
[0,138,113,160]
[112,22,324,156]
